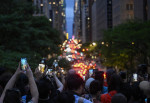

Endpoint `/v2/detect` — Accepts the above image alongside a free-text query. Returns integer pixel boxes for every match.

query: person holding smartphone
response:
[0,61,39,103]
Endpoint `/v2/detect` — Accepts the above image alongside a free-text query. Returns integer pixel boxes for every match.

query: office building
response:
[91,0,97,42]
[112,0,134,26]
[134,0,150,21]
[91,0,112,41]
[33,0,66,41]
[73,0,81,39]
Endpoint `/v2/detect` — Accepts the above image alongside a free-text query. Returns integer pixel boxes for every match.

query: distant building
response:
[81,4,87,43]
[92,0,112,41]
[134,0,150,21]
[91,0,97,42]
[33,0,51,18]
[112,0,134,27]
[33,0,66,41]
[73,0,81,40]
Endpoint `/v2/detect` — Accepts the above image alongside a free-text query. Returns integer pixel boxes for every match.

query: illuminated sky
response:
[66,0,74,39]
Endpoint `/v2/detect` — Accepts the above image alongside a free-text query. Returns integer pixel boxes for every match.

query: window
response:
[53,2,55,4]
[126,4,133,10]
[49,2,51,4]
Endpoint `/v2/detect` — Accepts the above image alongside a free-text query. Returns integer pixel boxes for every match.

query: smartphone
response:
[21,58,27,71]
[83,76,85,80]
[38,64,45,73]
[46,69,53,75]
[89,69,93,77]
[133,73,138,82]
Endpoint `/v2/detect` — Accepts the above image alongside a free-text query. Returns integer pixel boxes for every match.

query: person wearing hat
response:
[139,81,150,103]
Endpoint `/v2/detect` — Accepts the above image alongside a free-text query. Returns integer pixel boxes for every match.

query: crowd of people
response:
[0,62,150,103]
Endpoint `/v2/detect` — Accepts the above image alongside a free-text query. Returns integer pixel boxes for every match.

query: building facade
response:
[134,0,150,21]
[112,0,134,26]
[94,0,112,41]
[33,0,66,41]
[91,1,97,42]
[73,0,81,40]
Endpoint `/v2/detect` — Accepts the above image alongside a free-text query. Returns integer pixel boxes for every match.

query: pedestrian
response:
[65,73,92,103]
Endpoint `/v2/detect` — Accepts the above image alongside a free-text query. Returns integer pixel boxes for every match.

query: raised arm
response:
[26,65,39,103]
[53,73,64,92]
[0,63,21,103]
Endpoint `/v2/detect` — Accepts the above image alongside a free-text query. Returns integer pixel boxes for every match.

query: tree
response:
[0,0,62,71]
[101,20,150,71]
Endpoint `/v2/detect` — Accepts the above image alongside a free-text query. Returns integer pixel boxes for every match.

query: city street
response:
[0,0,150,103]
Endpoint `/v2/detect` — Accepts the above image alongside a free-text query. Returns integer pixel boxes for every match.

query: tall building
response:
[91,0,97,42]
[33,0,51,18]
[112,0,134,26]
[134,0,150,21]
[81,4,87,43]
[73,0,81,39]
[81,0,91,43]
[92,0,112,41]
[33,0,66,41]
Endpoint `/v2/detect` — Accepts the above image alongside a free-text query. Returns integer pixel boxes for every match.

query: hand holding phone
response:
[46,69,53,75]
[89,69,93,77]
[21,58,27,71]
[38,64,45,73]
[133,73,138,82]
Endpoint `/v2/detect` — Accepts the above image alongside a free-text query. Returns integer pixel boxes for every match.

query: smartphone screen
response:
[46,69,52,75]
[133,73,138,82]
[89,69,93,77]
[38,64,45,73]
[21,58,27,71]
[83,76,85,80]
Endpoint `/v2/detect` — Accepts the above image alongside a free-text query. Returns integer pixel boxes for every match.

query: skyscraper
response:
[112,0,134,27]
[33,0,66,41]
[134,0,150,21]
[92,0,112,41]
[73,0,81,39]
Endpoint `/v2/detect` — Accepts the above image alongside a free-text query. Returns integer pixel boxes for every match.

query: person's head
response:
[66,73,84,94]
[0,67,6,76]
[0,72,12,89]
[68,69,76,75]
[111,93,127,103]
[3,88,21,103]
[89,80,103,96]
[95,71,104,82]
[106,69,116,83]
[119,71,126,81]
[85,78,95,91]
[130,82,145,102]
[15,73,29,96]
[108,74,122,92]
[55,91,75,103]
[37,77,52,99]
[139,81,150,98]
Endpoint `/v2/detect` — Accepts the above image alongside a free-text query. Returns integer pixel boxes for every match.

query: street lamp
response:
[101,42,104,45]
[92,42,96,46]
[132,42,135,45]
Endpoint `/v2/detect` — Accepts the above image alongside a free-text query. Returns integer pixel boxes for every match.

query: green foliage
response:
[101,20,150,70]
[0,0,62,71]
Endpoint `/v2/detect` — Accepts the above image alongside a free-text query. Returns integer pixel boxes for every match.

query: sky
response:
[65,0,74,39]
